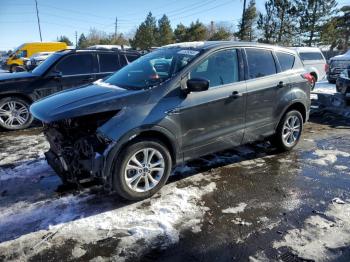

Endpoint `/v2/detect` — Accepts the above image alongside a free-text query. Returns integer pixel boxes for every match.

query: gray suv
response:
[30,41,311,201]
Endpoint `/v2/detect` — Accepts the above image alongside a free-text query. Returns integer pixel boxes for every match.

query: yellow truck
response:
[5,42,67,72]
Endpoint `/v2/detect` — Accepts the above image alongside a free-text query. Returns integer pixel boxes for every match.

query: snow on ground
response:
[0,175,217,261]
[313,80,337,95]
[0,132,50,181]
[273,199,350,261]
[310,149,350,166]
[222,203,247,214]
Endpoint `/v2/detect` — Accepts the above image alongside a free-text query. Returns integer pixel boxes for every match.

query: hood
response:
[0,71,38,83]
[30,83,145,122]
[330,50,350,61]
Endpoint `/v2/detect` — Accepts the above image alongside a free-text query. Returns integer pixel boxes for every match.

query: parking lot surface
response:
[0,82,350,261]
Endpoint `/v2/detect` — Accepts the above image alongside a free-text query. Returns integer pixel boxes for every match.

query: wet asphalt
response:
[1,109,350,261]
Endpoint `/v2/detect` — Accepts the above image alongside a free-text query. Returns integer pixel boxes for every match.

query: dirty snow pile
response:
[274,198,350,261]
[0,174,216,261]
[0,133,50,181]
[313,81,337,95]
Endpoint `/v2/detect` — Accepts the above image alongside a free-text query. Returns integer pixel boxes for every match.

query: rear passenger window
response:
[299,52,324,61]
[190,49,239,88]
[55,54,93,75]
[276,52,295,71]
[99,53,120,72]
[246,48,276,79]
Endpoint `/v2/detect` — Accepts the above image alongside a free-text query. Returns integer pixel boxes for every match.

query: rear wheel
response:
[0,97,33,130]
[271,110,303,152]
[112,139,172,201]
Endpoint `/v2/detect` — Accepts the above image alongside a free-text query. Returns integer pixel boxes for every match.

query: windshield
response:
[104,48,201,90]
[32,53,61,74]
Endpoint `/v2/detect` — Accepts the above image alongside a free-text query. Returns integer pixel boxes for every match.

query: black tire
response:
[271,110,303,152]
[9,64,18,73]
[112,138,172,201]
[0,96,33,130]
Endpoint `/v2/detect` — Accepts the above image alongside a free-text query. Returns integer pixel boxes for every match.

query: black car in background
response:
[30,41,312,201]
[0,49,141,130]
[336,66,350,101]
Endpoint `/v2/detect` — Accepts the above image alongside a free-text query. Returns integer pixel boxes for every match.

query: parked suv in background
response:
[0,49,141,130]
[290,47,327,89]
[328,50,350,84]
[30,41,311,201]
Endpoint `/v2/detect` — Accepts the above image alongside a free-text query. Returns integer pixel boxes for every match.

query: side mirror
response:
[186,78,209,93]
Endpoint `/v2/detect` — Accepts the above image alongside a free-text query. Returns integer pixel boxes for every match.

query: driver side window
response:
[190,49,239,88]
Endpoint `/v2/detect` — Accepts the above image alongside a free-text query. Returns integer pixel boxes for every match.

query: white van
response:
[290,47,327,88]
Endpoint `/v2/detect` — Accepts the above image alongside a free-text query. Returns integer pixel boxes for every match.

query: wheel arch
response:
[102,126,180,190]
[277,101,307,128]
[0,93,33,104]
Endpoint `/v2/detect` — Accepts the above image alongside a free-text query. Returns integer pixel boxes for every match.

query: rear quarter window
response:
[299,52,324,61]
[276,52,295,71]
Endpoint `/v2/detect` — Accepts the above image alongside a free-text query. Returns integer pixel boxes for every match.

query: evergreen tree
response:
[57,35,73,46]
[186,20,208,41]
[130,12,158,49]
[257,0,297,45]
[257,1,278,43]
[296,0,338,46]
[209,27,232,41]
[174,23,188,42]
[157,15,174,46]
[237,0,258,41]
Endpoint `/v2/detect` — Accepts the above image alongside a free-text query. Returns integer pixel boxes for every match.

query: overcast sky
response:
[0,0,348,50]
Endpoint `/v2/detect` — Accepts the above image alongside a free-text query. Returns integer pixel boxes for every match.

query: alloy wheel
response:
[0,101,30,129]
[124,148,165,193]
[282,115,301,146]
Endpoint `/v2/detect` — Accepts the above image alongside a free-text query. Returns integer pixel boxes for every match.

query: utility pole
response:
[115,17,118,39]
[34,0,42,42]
[240,0,247,40]
[75,31,78,48]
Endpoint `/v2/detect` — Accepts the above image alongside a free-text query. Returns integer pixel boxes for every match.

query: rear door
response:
[96,52,122,80]
[54,53,97,90]
[178,48,247,159]
[243,48,290,143]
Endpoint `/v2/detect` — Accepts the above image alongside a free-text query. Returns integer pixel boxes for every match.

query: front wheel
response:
[112,139,172,201]
[271,110,303,152]
[0,97,33,130]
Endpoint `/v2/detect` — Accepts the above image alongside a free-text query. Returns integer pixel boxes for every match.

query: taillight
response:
[325,64,329,73]
[302,73,314,85]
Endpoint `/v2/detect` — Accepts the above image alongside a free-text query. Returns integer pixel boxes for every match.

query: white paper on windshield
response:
[93,79,124,90]
[177,50,199,56]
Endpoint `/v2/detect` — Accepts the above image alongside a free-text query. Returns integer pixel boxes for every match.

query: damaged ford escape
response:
[30,41,311,201]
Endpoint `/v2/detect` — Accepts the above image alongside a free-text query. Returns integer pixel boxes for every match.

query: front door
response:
[178,48,247,160]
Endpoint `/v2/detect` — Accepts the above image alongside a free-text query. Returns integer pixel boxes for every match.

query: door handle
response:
[231,91,242,98]
[277,81,285,88]
[83,77,94,82]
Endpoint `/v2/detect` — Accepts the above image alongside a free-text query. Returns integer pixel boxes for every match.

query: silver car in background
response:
[290,47,327,89]
[327,50,350,84]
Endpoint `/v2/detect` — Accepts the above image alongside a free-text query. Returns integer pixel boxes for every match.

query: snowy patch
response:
[310,149,350,166]
[313,81,336,95]
[273,199,350,261]
[0,174,217,261]
[222,203,247,214]
[231,217,252,226]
